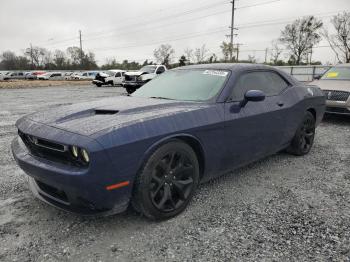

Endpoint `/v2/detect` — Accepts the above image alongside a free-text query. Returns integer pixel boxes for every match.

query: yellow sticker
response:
[327,72,339,78]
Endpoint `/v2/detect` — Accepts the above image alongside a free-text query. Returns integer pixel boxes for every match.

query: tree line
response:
[1,12,349,71]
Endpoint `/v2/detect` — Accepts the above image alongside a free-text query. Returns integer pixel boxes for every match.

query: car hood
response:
[309,80,350,92]
[23,96,209,137]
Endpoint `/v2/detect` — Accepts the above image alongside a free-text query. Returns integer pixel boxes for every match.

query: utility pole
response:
[79,30,83,67]
[264,48,268,64]
[229,0,236,61]
[235,43,242,62]
[30,43,34,69]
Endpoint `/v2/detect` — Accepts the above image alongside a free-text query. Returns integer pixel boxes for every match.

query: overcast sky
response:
[0,0,349,65]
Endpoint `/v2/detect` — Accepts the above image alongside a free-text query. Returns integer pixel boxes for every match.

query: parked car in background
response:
[3,71,26,80]
[73,71,98,80]
[309,63,350,115]
[37,72,64,80]
[64,72,74,80]
[12,64,325,220]
[123,65,167,93]
[93,69,125,87]
[25,71,46,80]
[92,71,114,87]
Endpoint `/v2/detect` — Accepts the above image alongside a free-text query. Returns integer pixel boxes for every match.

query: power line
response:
[38,0,282,47]
[93,27,229,52]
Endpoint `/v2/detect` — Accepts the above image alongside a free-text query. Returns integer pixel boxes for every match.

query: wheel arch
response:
[141,134,206,180]
[307,108,316,120]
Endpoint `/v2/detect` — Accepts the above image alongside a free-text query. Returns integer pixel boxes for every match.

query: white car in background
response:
[73,71,98,80]
[123,65,167,93]
[37,72,64,80]
[105,70,126,86]
[92,70,125,87]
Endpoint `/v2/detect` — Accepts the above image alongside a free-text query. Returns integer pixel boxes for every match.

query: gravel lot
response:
[0,85,349,261]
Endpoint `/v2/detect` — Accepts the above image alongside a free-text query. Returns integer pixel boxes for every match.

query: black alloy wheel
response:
[150,151,195,212]
[132,140,199,220]
[287,111,316,156]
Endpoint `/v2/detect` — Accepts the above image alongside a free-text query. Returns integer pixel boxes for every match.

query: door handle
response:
[277,101,284,107]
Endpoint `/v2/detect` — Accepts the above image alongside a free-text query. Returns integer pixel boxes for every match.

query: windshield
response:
[133,69,229,101]
[140,65,157,73]
[321,66,350,80]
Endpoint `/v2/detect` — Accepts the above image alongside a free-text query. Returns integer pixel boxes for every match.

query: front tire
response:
[287,111,316,156]
[132,140,199,220]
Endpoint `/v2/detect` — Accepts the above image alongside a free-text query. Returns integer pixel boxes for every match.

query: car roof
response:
[108,69,125,72]
[334,63,350,68]
[178,63,275,71]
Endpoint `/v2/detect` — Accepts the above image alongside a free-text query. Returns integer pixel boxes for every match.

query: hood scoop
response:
[94,109,119,115]
[55,108,119,124]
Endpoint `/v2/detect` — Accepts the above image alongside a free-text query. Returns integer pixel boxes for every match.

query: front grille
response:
[322,90,350,101]
[124,75,137,81]
[18,130,86,167]
[326,107,350,114]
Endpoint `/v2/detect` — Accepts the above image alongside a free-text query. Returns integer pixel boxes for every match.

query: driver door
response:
[222,70,289,171]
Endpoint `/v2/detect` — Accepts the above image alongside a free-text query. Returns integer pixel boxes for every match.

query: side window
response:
[83,73,87,76]
[19,72,23,76]
[265,72,289,94]
[231,71,289,100]
[121,72,125,76]
[115,72,121,77]
[156,66,165,74]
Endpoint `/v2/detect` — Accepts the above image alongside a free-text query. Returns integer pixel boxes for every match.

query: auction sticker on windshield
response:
[326,72,339,78]
[203,70,228,77]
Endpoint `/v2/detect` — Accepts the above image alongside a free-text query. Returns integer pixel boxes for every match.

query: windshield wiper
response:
[149,96,174,100]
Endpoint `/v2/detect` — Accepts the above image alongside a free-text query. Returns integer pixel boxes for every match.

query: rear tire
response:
[132,140,199,220]
[96,83,102,87]
[287,111,316,156]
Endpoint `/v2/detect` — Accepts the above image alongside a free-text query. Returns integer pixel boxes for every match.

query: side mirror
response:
[313,75,321,80]
[240,90,265,107]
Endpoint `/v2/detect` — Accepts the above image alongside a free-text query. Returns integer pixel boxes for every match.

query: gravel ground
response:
[0,80,91,89]
[0,85,349,262]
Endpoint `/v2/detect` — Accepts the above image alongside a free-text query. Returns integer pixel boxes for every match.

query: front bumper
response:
[11,122,132,215]
[325,100,350,115]
[122,81,144,88]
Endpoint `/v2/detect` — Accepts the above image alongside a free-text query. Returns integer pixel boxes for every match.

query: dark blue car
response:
[12,64,325,220]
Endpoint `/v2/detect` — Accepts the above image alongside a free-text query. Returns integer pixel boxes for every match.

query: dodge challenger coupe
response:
[12,64,325,220]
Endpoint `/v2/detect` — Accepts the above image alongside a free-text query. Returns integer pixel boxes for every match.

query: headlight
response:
[137,76,143,81]
[81,149,90,163]
[70,146,90,164]
[71,146,79,158]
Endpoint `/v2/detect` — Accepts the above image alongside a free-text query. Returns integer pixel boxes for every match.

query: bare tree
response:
[184,48,194,63]
[66,46,82,66]
[153,44,175,67]
[0,51,18,70]
[323,12,350,63]
[53,50,67,68]
[194,44,209,63]
[220,41,234,62]
[24,46,47,68]
[280,16,323,65]
[248,55,257,63]
[269,40,283,64]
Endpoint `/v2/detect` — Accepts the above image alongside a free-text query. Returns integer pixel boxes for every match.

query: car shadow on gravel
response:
[322,114,350,125]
